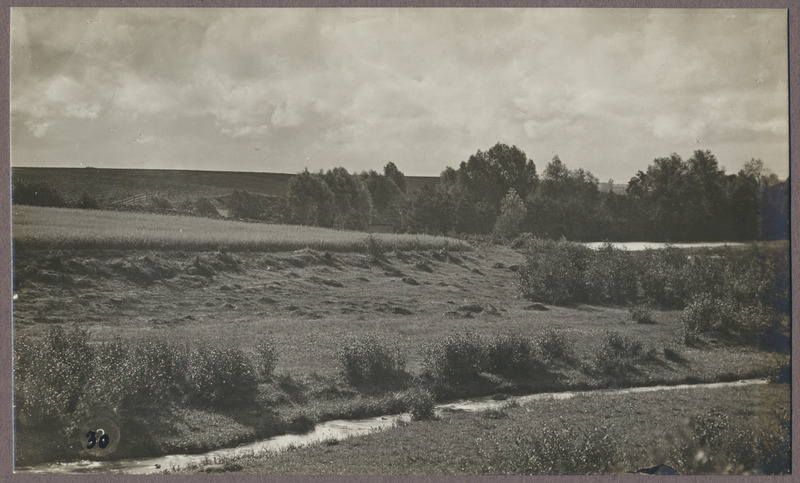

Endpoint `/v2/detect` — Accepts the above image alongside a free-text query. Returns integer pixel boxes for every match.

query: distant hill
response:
[11,167,440,207]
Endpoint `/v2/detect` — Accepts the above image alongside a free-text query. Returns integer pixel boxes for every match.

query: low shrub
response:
[252,336,279,380]
[518,238,592,305]
[14,325,93,424]
[337,333,407,387]
[673,408,791,474]
[680,294,737,345]
[483,334,538,378]
[400,387,436,421]
[534,328,575,362]
[186,344,259,407]
[628,303,654,324]
[113,340,189,408]
[149,196,173,212]
[584,330,649,379]
[422,330,485,384]
[363,234,385,262]
[194,197,219,217]
[76,191,100,209]
[582,243,639,304]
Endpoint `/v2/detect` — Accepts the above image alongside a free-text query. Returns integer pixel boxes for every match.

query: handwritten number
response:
[85,429,111,450]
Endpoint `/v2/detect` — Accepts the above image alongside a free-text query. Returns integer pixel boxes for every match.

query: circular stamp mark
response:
[74,409,121,458]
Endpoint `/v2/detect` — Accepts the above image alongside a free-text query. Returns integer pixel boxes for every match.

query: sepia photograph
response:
[8,5,792,475]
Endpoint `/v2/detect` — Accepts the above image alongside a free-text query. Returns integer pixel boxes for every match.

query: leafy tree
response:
[494,188,527,239]
[322,167,373,230]
[383,162,407,194]
[411,184,455,234]
[625,150,742,242]
[360,169,410,232]
[288,169,336,227]
[527,156,600,240]
[429,143,538,234]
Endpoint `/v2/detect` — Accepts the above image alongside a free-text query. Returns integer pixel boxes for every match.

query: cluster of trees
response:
[287,162,410,231]
[409,144,787,242]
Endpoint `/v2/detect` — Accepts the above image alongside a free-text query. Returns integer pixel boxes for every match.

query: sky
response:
[10,8,789,181]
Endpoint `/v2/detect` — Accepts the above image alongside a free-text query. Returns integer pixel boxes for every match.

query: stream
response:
[16,378,767,474]
[582,241,744,251]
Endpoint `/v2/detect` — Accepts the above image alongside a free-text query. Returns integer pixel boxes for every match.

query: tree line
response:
[13,142,788,242]
[285,143,786,242]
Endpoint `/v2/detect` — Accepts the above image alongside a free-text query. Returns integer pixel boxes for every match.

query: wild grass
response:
[12,205,468,253]
[175,384,789,475]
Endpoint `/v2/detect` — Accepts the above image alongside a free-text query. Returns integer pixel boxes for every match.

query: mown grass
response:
[12,205,468,252]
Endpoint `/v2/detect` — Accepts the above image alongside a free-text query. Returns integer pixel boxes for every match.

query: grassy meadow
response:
[11,207,791,474]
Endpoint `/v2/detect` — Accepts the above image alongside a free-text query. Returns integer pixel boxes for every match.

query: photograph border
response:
[1,0,796,481]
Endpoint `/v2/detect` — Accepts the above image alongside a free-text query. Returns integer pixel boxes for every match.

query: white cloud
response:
[9,8,789,179]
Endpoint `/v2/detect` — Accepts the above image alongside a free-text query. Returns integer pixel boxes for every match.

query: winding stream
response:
[582,241,744,251]
[16,378,767,474]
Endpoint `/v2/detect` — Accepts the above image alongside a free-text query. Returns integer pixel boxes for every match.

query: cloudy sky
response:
[10,8,788,181]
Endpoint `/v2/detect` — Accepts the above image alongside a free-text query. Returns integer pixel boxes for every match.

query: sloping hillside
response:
[11,167,439,207]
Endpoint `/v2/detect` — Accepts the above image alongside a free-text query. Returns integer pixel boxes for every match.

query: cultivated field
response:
[12,206,467,252]
[12,208,791,474]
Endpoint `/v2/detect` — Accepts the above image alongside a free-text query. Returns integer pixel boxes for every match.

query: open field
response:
[11,210,790,473]
[12,205,467,252]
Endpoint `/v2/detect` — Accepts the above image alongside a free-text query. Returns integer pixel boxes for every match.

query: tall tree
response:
[383,162,407,194]
[288,169,336,227]
[322,167,373,230]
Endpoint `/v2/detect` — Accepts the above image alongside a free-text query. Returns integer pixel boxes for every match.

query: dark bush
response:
[638,246,692,308]
[111,340,189,408]
[401,387,436,421]
[422,330,486,384]
[534,328,575,362]
[12,181,67,207]
[76,191,100,209]
[186,344,259,407]
[483,334,538,377]
[582,243,639,304]
[194,197,219,217]
[584,330,649,378]
[518,238,592,305]
[228,190,268,220]
[337,333,407,387]
[363,234,385,262]
[679,294,736,345]
[149,196,173,212]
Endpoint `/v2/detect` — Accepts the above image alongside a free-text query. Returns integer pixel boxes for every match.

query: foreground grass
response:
[11,205,467,252]
[169,383,789,475]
